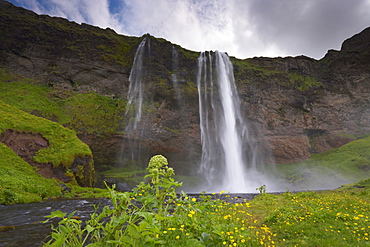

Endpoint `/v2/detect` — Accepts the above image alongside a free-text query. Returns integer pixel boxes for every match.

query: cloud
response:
[10,0,126,34]
[8,0,370,59]
[230,0,370,58]
[119,0,235,52]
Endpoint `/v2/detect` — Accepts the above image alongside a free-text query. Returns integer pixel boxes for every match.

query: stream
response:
[0,198,111,247]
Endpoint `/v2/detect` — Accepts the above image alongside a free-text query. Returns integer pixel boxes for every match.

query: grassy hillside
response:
[0,97,107,204]
[275,136,370,190]
[0,142,62,204]
[0,100,91,167]
[0,69,126,135]
[0,140,108,205]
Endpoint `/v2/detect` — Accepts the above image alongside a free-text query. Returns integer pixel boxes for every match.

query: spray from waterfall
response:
[197,51,268,192]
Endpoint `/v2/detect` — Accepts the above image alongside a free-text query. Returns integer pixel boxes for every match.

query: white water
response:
[197,51,263,192]
[125,37,147,133]
[171,45,183,106]
[121,37,148,164]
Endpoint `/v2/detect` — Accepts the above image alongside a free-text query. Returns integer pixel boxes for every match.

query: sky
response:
[7,0,370,59]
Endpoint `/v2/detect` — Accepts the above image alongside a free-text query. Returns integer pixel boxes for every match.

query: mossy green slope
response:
[0,142,62,204]
[0,100,91,167]
[0,69,126,135]
[0,100,99,204]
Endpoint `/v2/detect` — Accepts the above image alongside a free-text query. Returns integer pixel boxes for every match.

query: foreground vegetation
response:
[44,155,370,246]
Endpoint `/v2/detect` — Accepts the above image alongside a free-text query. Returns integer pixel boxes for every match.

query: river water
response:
[0,198,110,247]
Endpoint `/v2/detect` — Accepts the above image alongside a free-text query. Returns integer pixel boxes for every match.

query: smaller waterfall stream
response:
[197,51,264,192]
[171,45,183,106]
[125,37,147,133]
[120,37,148,165]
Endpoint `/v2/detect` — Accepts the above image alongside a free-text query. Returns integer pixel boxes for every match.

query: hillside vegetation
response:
[0,69,126,135]
[0,141,62,204]
[275,136,370,190]
[0,90,111,204]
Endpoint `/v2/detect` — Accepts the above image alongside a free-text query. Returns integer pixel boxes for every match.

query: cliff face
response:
[1,0,370,173]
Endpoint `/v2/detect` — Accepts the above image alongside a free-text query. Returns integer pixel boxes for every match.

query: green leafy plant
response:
[256,184,267,194]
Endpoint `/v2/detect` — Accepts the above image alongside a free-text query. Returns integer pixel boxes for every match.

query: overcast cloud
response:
[7,0,370,59]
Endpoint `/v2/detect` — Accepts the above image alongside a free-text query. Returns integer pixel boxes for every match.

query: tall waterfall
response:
[197,51,263,192]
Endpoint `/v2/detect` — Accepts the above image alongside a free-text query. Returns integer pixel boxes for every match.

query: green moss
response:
[0,69,126,135]
[0,71,66,122]
[288,72,322,91]
[63,93,126,134]
[60,184,109,199]
[0,142,62,205]
[179,48,200,61]
[0,100,92,168]
[180,80,198,97]
[98,166,147,187]
[163,126,182,134]
[231,58,284,86]
[0,140,109,204]
[99,36,140,67]
[0,99,109,204]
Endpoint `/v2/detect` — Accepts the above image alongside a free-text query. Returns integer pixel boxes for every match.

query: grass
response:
[0,69,127,205]
[250,187,370,246]
[98,166,147,188]
[0,141,108,205]
[0,142,62,204]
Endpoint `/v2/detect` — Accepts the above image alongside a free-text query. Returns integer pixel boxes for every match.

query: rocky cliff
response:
[1,0,370,176]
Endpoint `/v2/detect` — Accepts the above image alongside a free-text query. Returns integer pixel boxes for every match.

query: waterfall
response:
[171,45,184,106]
[197,51,262,192]
[125,37,147,133]
[120,37,148,165]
